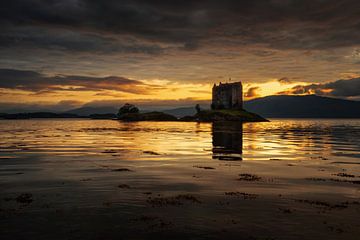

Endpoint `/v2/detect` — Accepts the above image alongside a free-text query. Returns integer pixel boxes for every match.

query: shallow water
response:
[1,119,359,240]
[1,119,359,160]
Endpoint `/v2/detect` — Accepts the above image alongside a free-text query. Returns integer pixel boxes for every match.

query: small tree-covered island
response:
[117,81,268,122]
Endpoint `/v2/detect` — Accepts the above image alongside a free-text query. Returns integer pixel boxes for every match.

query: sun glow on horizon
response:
[0,77,314,108]
[243,79,308,100]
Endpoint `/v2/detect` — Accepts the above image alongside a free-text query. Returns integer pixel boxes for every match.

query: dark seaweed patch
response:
[237,173,261,181]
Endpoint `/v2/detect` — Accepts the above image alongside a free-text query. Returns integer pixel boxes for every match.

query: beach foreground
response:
[1,119,359,240]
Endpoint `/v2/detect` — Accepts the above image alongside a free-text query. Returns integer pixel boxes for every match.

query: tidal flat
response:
[0,119,359,240]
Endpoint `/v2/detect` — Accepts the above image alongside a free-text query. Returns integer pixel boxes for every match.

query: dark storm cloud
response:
[0,26,163,54]
[1,0,360,52]
[278,78,360,97]
[0,68,154,94]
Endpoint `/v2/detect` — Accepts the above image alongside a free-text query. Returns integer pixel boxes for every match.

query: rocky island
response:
[180,108,268,122]
[116,103,178,121]
[117,104,267,122]
[117,81,268,122]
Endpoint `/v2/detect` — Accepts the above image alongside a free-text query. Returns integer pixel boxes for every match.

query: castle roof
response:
[214,81,242,88]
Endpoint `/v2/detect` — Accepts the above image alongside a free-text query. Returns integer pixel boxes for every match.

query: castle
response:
[211,81,243,110]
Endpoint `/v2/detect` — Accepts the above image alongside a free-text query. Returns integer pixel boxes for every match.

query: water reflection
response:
[0,119,359,162]
[212,122,243,160]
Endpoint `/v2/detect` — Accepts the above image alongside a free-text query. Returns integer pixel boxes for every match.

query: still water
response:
[0,119,359,161]
[1,119,359,240]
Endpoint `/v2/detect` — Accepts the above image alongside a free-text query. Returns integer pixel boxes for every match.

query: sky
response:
[1,0,360,111]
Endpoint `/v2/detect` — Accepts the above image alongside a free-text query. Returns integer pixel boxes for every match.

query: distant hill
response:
[64,106,117,116]
[64,106,202,118]
[0,108,53,114]
[4,95,358,119]
[0,112,80,119]
[244,95,360,118]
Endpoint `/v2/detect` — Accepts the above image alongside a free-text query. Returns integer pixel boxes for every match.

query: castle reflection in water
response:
[212,122,243,161]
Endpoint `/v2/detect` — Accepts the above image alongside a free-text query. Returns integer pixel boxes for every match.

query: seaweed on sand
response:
[237,173,261,181]
[147,194,201,207]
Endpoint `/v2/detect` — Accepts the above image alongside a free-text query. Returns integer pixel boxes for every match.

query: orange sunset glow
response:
[1,1,360,240]
[0,0,359,112]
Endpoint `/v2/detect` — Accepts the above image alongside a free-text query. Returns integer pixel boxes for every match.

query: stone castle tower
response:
[211,81,243,110]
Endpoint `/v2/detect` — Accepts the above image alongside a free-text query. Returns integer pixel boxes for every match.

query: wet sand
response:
[0,119,359,240]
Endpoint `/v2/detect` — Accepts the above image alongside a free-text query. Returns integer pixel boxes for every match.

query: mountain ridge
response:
[2,95,359,118]
[244,95,360,118]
